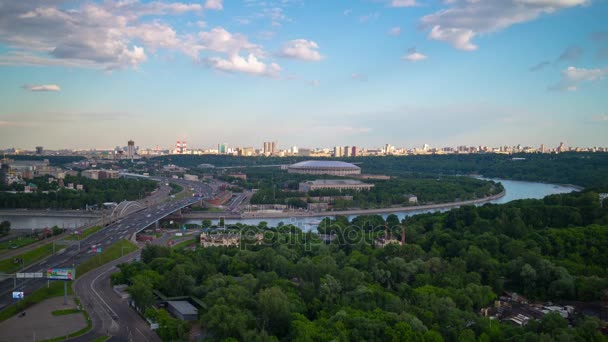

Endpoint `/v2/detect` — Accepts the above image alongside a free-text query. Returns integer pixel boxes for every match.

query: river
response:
[191,179,580,231]
[0,179,579,231]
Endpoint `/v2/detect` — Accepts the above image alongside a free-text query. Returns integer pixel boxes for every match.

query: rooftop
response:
[303,179,367,185]
[289,160,360,170]
[167,301,198,315]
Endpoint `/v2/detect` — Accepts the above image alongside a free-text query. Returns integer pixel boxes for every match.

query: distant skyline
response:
[1,0,607,149]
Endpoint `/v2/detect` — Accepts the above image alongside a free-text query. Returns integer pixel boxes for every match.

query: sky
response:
[0,0,607,150]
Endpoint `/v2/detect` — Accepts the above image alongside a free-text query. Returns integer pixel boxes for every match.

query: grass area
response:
[51,308,81,316]
[169,183,183,195]
[173,238,197,249]
[75,239,137,277]
[0,243,54,273]
[0,236,39,251]
[64,226,102,241]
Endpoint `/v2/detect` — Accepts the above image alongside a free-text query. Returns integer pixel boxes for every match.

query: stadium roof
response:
[289,160,360,170]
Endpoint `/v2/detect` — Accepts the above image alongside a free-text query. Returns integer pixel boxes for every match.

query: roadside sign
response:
[12,291,24,299]
[182,225,187,231]
[16,273,43,279]
[46,268,75,281]
[92,246,102,253]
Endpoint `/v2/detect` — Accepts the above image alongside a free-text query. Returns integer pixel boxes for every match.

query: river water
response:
[191,179,580,231]
[1,179,579,231]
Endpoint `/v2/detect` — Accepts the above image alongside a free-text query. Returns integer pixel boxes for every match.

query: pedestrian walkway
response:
[0,296,87,342]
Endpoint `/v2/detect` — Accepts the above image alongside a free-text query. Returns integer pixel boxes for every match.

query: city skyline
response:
[1,0,607,149]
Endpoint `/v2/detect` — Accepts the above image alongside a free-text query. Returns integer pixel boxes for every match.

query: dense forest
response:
[114,190,608,341]
[246,174,504,209]
[153,152,608,188]
[0,175,157,209]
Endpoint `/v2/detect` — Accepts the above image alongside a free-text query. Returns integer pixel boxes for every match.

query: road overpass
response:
[0,178,213,317]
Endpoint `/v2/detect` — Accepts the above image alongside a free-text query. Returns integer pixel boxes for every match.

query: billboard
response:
[46,268,75,281]
[12,291,24,299]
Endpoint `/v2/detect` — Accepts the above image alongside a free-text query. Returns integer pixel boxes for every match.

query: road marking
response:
[90,268,119,319]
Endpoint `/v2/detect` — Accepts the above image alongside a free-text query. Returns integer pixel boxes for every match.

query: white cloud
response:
[21,84,61,92]
[279,39,323,61]
[389,0,418,7]
[550,66,608,91]
[402,48,427,61]
[199,27,264,56]
[388,27,401,36]
[420,0,588,51]
[204,0,223,10]
[591,114,608,122]
[308,80,320,87]
[207,53,281,76]
[0,1,208,69]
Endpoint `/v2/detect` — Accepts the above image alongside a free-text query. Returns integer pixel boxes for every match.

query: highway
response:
[0,177,214,340]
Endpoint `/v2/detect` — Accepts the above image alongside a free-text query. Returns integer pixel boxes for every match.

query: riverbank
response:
[180,190,506,220]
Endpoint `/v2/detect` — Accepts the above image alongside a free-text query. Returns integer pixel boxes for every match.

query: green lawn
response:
[51,308,81,316]
[0,243,54,273]
[75,239,137,277]
[173,238,197,249]
[64,226,102,241]
[0,237,39,252]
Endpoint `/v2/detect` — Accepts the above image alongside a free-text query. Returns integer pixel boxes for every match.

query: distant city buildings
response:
[127,140,135,159]
[2,140,607,158]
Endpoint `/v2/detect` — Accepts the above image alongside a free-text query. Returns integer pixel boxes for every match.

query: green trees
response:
[129,279,155,311]
[0,175,157,209]
[111,188,608,342]
[0,221,10,236]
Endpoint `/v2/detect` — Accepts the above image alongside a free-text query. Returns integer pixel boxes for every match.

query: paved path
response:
[0,296,87,342]
[69,250,160,342]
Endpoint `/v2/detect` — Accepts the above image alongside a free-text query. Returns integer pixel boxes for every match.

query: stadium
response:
[287,160,361,176]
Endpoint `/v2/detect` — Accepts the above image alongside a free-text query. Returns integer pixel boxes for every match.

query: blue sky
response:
[0,0,607,150]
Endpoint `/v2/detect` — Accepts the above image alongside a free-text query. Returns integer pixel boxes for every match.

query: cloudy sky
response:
[0,0,607,150]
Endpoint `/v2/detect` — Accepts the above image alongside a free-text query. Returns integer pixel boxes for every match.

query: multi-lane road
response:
[0,176,215,340]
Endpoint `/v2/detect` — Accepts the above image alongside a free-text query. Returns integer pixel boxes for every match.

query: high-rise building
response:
[263,142,271,155]
[333,146,342,157]
[557,142,565,153]
[384,144,393,155]
[262,141,277,155]
[127,140,135,159]
[35,146,44,155]
[344,146,351,157]
[218,143,227,154]
[540,144,545,153]
[351,146,358,157]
